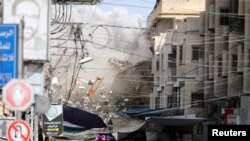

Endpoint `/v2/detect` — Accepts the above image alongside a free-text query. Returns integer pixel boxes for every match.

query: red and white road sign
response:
[2,79,34,111]
[7,120,31,141]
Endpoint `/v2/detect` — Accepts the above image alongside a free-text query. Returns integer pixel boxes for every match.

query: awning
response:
[146,115,206,126]
[130,107,181,117]
[111,115,205,134]
[121,108,154,116]
[63,121,87,133]
[111,118,146,133]
[63,105,107,129]
[124,105,194,117]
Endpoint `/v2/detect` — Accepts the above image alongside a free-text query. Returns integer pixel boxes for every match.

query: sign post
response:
[2,79,34,111]
[0,24,18,87]
[43,105,63,137]
[7,119,31,141]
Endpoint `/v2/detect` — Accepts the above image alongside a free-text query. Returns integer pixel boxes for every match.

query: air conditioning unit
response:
[199,12,205,35]
[52,0,101,4]
[157,87,162,92]
[223,26,229,36]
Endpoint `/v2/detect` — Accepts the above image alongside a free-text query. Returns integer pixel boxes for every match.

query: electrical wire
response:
[66,25,90,103]
[51,5,65,33]
[90,41,151,59]
[51,5,72,35]
[90,25,111,49]
[49,2,250,102]
[101,2,153,9]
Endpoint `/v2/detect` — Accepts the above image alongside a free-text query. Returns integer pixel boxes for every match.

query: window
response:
[220,8,229,25]
[224,38,229,50]
[191,93,204,108]
[192,45,204,61]
[167,96,173,108]
[179,45,183,65]
[168,47,176,68]
[156,60,159,71]
[168,54,176,68]
[177,88,180,107]
[173,88,180,107]
[218,58,222,77]
[198,47,204,59]
[155,97,160,109]
[232,54,238,69]
[192,46,199,61]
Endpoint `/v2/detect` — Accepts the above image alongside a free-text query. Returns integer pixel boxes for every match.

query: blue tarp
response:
[121,107,184,117]
[121,108,155,116]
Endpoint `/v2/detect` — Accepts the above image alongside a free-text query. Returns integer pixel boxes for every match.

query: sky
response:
[101,0,155,20]
[99,0,156,26]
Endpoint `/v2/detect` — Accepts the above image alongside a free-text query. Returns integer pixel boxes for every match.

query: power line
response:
[101,2,153,9]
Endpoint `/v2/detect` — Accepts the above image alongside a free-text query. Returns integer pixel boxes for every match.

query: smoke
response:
[73,6,148,50]
[70,6,152,83]
[51,5,153,106]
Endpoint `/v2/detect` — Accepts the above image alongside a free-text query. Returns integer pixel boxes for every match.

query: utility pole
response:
[15,18,24,119]
[18,18,38,141]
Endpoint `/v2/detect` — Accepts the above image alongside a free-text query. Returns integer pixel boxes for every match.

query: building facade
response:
[148,0,205,117]
[146,0,250,140]
[148,0,250,121]
[202,0,245,123]
[147,0,250,140]
[147,1,206,140]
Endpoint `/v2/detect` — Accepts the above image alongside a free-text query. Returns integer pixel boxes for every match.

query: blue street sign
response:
[0,24,18,87]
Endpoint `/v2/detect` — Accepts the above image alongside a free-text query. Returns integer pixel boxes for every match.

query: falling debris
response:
[108,57,132,70]
[87,77,104,96]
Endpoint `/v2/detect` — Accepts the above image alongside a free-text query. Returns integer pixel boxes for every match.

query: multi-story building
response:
[89,0,250,141]
[147,1,205,140]
[148,0,205,117]
[201,0,245,123]
[147,0,250,140]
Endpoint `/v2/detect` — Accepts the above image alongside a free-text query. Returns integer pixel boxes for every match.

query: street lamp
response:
[79,57,93,64]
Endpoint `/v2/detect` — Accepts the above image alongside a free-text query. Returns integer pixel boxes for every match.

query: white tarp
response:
[111,118,145,133]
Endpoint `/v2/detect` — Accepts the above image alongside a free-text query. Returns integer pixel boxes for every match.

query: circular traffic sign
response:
[7,120,31,141]
[2,79,34,111]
